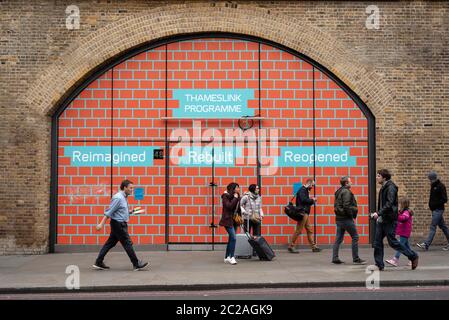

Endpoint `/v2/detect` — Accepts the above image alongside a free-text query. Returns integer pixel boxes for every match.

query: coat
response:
[429,180,448,211]
[334,186,358,221]
[219,191,240,228]
[396,209,413,238]
[240,192,263,222]
[296,186,315,214]
[377,180,398,223]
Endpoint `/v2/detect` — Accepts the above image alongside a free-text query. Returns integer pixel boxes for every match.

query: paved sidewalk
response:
[0,247,448,293]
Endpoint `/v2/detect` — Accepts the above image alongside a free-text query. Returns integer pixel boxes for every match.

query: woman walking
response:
[219,182,241,265]
[240,184,264,238]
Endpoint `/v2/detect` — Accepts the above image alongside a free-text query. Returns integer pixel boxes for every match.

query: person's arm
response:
[378,185,396,218]
[299,188,315,206]
[441,184,448,205]
[342,190,357,219]
[260,208,264,218]
[240,195,248,217]
[397,210,410,222]
[96,197,120,231]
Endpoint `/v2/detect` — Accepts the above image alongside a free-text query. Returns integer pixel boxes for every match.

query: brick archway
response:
[24,3,391,118]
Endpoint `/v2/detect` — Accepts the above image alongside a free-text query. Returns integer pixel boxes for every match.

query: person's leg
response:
[303,214,317,249]
[225,226,232,258]
[424,210,442,248]
[395,236,408,260]
[95,229,118,264]
[373,222,386,269]
[253,221,261,237]
[227,226,237,258]
[387,223,417,261]
[344,220,360,261]
[290,217,307,248]
[437,212,449,242]
[114,221,140,267]
[332,221,345,261]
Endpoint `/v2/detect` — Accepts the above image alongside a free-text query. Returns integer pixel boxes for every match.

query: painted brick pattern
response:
[57,38,369,246]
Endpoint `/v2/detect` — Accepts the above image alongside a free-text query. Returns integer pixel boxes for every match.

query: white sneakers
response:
[224,256,237,265]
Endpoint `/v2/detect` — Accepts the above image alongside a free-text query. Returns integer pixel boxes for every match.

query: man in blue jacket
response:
[288,179,322,253]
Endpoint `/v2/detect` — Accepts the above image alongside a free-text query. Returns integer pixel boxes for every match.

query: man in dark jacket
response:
[332,176,366,265]
[417,171,449,251]
[288,179,321,253]
[372,169,419,270]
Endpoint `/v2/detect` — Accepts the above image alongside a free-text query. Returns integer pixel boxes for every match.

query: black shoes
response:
[353,258,367,265]
[332,259,345,264]
[92,262,110,270]
[312,247,322,253]
[134,260,149,271]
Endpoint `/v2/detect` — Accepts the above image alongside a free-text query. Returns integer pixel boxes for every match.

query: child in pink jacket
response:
[386,197,414,267]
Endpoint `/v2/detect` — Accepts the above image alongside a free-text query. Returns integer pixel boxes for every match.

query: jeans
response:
[394,236,411,259]
[225,226,237,258]
[424,209,449,247]
[96,219,139,267]
[332,219,360,261]
[373,221,418,269]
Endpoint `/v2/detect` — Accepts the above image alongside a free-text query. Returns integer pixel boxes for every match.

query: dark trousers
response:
[373,221,418,269]
[243,219,261,237]
[332,219,360,261]
[96,219,139,267]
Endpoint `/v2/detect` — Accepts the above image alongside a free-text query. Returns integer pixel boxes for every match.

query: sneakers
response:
[411,256,419,270]
[288,247,300,254]
[312,247,322,253]
[133,260,149,271]
[92,261,110,270]
[407,261,412,266]
[224,257,237,265]
[332,259,345,264]
[417,242,428,251]
[353,258,367,265]
[385,257,399,267]
[442,244,449,251]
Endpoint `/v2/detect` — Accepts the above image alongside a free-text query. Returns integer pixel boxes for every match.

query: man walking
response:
[288,178,321,253]
[93,179,149,271]
[372,169,419,270]
[332,176,366,265]
[417,171,449,251]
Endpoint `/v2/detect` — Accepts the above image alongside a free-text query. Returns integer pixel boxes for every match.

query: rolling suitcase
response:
[246,233,275,261]
[235,220,252,259]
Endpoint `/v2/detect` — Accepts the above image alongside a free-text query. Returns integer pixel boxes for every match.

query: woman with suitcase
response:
[219,182,241,265]
[241,184,264,256]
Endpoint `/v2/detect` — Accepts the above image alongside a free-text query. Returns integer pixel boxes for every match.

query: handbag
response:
[284,195,305,222]
[232,199,244,225]
[247,196,261,223]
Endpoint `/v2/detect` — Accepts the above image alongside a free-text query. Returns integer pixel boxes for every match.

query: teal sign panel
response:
[64,147,155,167]
[279,147,356,167]
[172,89,255,118]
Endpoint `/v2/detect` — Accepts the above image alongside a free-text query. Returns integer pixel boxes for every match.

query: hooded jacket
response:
[334,186,358,221]
[240,191,263,222]
[219,191,240,228]
[429,179,448,211]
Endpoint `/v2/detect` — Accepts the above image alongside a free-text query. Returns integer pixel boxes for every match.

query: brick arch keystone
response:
[24,3,392,118]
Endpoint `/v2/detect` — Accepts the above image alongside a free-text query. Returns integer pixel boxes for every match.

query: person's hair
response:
[120,179,134,190]
[377,169,391,181]
[304,178,314,185]
[226,182,240,194]
[399,197,414,216]
[340,176,350,187]
[248,184,259,194]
